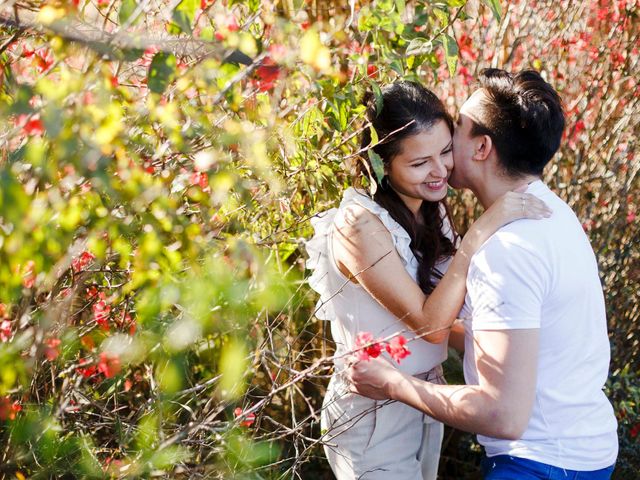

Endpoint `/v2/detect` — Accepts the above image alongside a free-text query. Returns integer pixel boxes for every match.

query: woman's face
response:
[386,120,453,209]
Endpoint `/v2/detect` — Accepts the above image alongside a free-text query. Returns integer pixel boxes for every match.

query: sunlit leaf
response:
[483,0,502,21]
[442,34,459,76]
[148,52,177,94]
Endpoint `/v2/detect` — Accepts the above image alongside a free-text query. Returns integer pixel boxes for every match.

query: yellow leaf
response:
[37,6,65,25]
[300,29,331,72]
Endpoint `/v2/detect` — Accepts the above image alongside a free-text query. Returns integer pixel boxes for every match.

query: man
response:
[348,69,618,479]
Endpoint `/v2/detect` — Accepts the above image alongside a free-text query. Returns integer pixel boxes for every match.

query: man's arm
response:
[348,328,539,439]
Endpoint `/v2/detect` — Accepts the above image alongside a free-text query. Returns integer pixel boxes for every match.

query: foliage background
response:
[0,0,638,478]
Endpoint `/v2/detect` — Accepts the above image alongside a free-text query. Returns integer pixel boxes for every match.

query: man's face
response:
[449,89,487,190]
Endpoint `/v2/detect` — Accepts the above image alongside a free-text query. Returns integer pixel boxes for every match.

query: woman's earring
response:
[381,175,390,190]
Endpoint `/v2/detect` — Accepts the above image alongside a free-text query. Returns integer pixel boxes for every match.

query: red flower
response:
[98,352,122,378]
[627,212,637,224]
[22,261,36,289]
[190,171,209,189]
[23,117,44,136]
[76,358,98,378]
[234,407,256,427]
[34,51,54,73]
[22,45,35,58]
[92,298,111,331]
[354,331,384,361]
[0,397,21,421]
[255,56,281,92]
[385,335,411,363]
[44,338,61,361]
[72,251,95,273]
[0,320,12,342]
[630,423,640,439]
[227,16,239,32]
[366,64,378,79]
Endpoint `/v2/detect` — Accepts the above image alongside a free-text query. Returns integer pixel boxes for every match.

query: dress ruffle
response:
[306,209,339,321]
[305,188,418,321]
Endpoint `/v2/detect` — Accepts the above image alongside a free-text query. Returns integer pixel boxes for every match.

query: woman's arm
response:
[332,191,550,343]
[448,320,465,353]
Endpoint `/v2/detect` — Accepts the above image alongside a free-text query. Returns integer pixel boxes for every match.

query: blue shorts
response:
[481,455,615,480]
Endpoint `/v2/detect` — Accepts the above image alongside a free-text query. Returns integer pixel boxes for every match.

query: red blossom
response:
[44,338,61,361]
[22,261,36,289]
[23,117,44,136]
[255,56,281,92]
[80,335,95,351]
[631,423,640,438]
[627,212,636,224]
[22,45,35,58]
[227,16,239,32]
[0,397,22,421]
[269,44,287,62]
[354,331,384,361]
[76,358,98,378]
[98,352,122,378]
[92,297,111,331]
[0,320,12,342]
[234,407,256,427]
[385,335,411,363]
[72,251,95,273]
[190,171,209,189]
[34,51,54,73]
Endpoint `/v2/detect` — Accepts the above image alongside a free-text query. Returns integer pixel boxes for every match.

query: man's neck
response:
[475,174,541,209]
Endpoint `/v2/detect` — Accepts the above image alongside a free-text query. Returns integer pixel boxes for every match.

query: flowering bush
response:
[0,0,637,478]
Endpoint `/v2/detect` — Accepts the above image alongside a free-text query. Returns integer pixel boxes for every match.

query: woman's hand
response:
[347,356,408,401]
[461,190,551,254]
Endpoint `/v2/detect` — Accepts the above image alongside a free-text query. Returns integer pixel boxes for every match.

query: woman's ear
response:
[472,134,493,162]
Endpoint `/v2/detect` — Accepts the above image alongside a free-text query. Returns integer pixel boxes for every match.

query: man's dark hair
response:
[470,68,565,177]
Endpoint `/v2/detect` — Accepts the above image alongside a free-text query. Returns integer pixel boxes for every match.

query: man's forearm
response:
[390,374,522,440]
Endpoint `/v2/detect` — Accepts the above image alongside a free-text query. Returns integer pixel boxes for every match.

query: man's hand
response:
[347,356,407,400]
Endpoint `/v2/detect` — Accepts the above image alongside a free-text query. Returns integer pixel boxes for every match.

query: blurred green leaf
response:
[148,52,177,94]
[483,0,502,21]
[442,34,459,76]
[170,0,199,34]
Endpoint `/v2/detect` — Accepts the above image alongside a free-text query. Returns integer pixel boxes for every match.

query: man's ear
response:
[472,134,493,162]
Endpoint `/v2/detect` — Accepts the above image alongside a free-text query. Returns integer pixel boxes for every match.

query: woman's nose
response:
[434,157,450,177]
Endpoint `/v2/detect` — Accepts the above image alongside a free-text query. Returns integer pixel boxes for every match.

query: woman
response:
[306,81,550,479]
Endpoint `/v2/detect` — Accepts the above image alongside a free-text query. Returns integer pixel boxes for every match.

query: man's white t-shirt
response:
[461,180,618,471]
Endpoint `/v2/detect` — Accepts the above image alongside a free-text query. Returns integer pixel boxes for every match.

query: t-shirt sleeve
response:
[466,235,549,330]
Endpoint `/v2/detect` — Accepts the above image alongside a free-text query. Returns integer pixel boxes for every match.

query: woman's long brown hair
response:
[356,81,458,294]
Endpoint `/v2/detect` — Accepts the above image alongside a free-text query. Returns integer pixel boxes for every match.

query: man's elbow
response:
[488,409,530,440]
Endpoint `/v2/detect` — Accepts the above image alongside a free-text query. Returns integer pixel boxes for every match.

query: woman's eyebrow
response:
[408,141,452,162]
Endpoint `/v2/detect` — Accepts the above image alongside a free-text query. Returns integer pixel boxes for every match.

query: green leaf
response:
[433,7,449,26]
[118,0,138,24]
[442,34,459,77]
[171,0,199,34]
[446,0,467,7]
[369,80,384,117]
[148,52,177,94]
[406,37,433,56]
[368,149,385,184]
[396,0,406,15]
[483,0,502,22]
